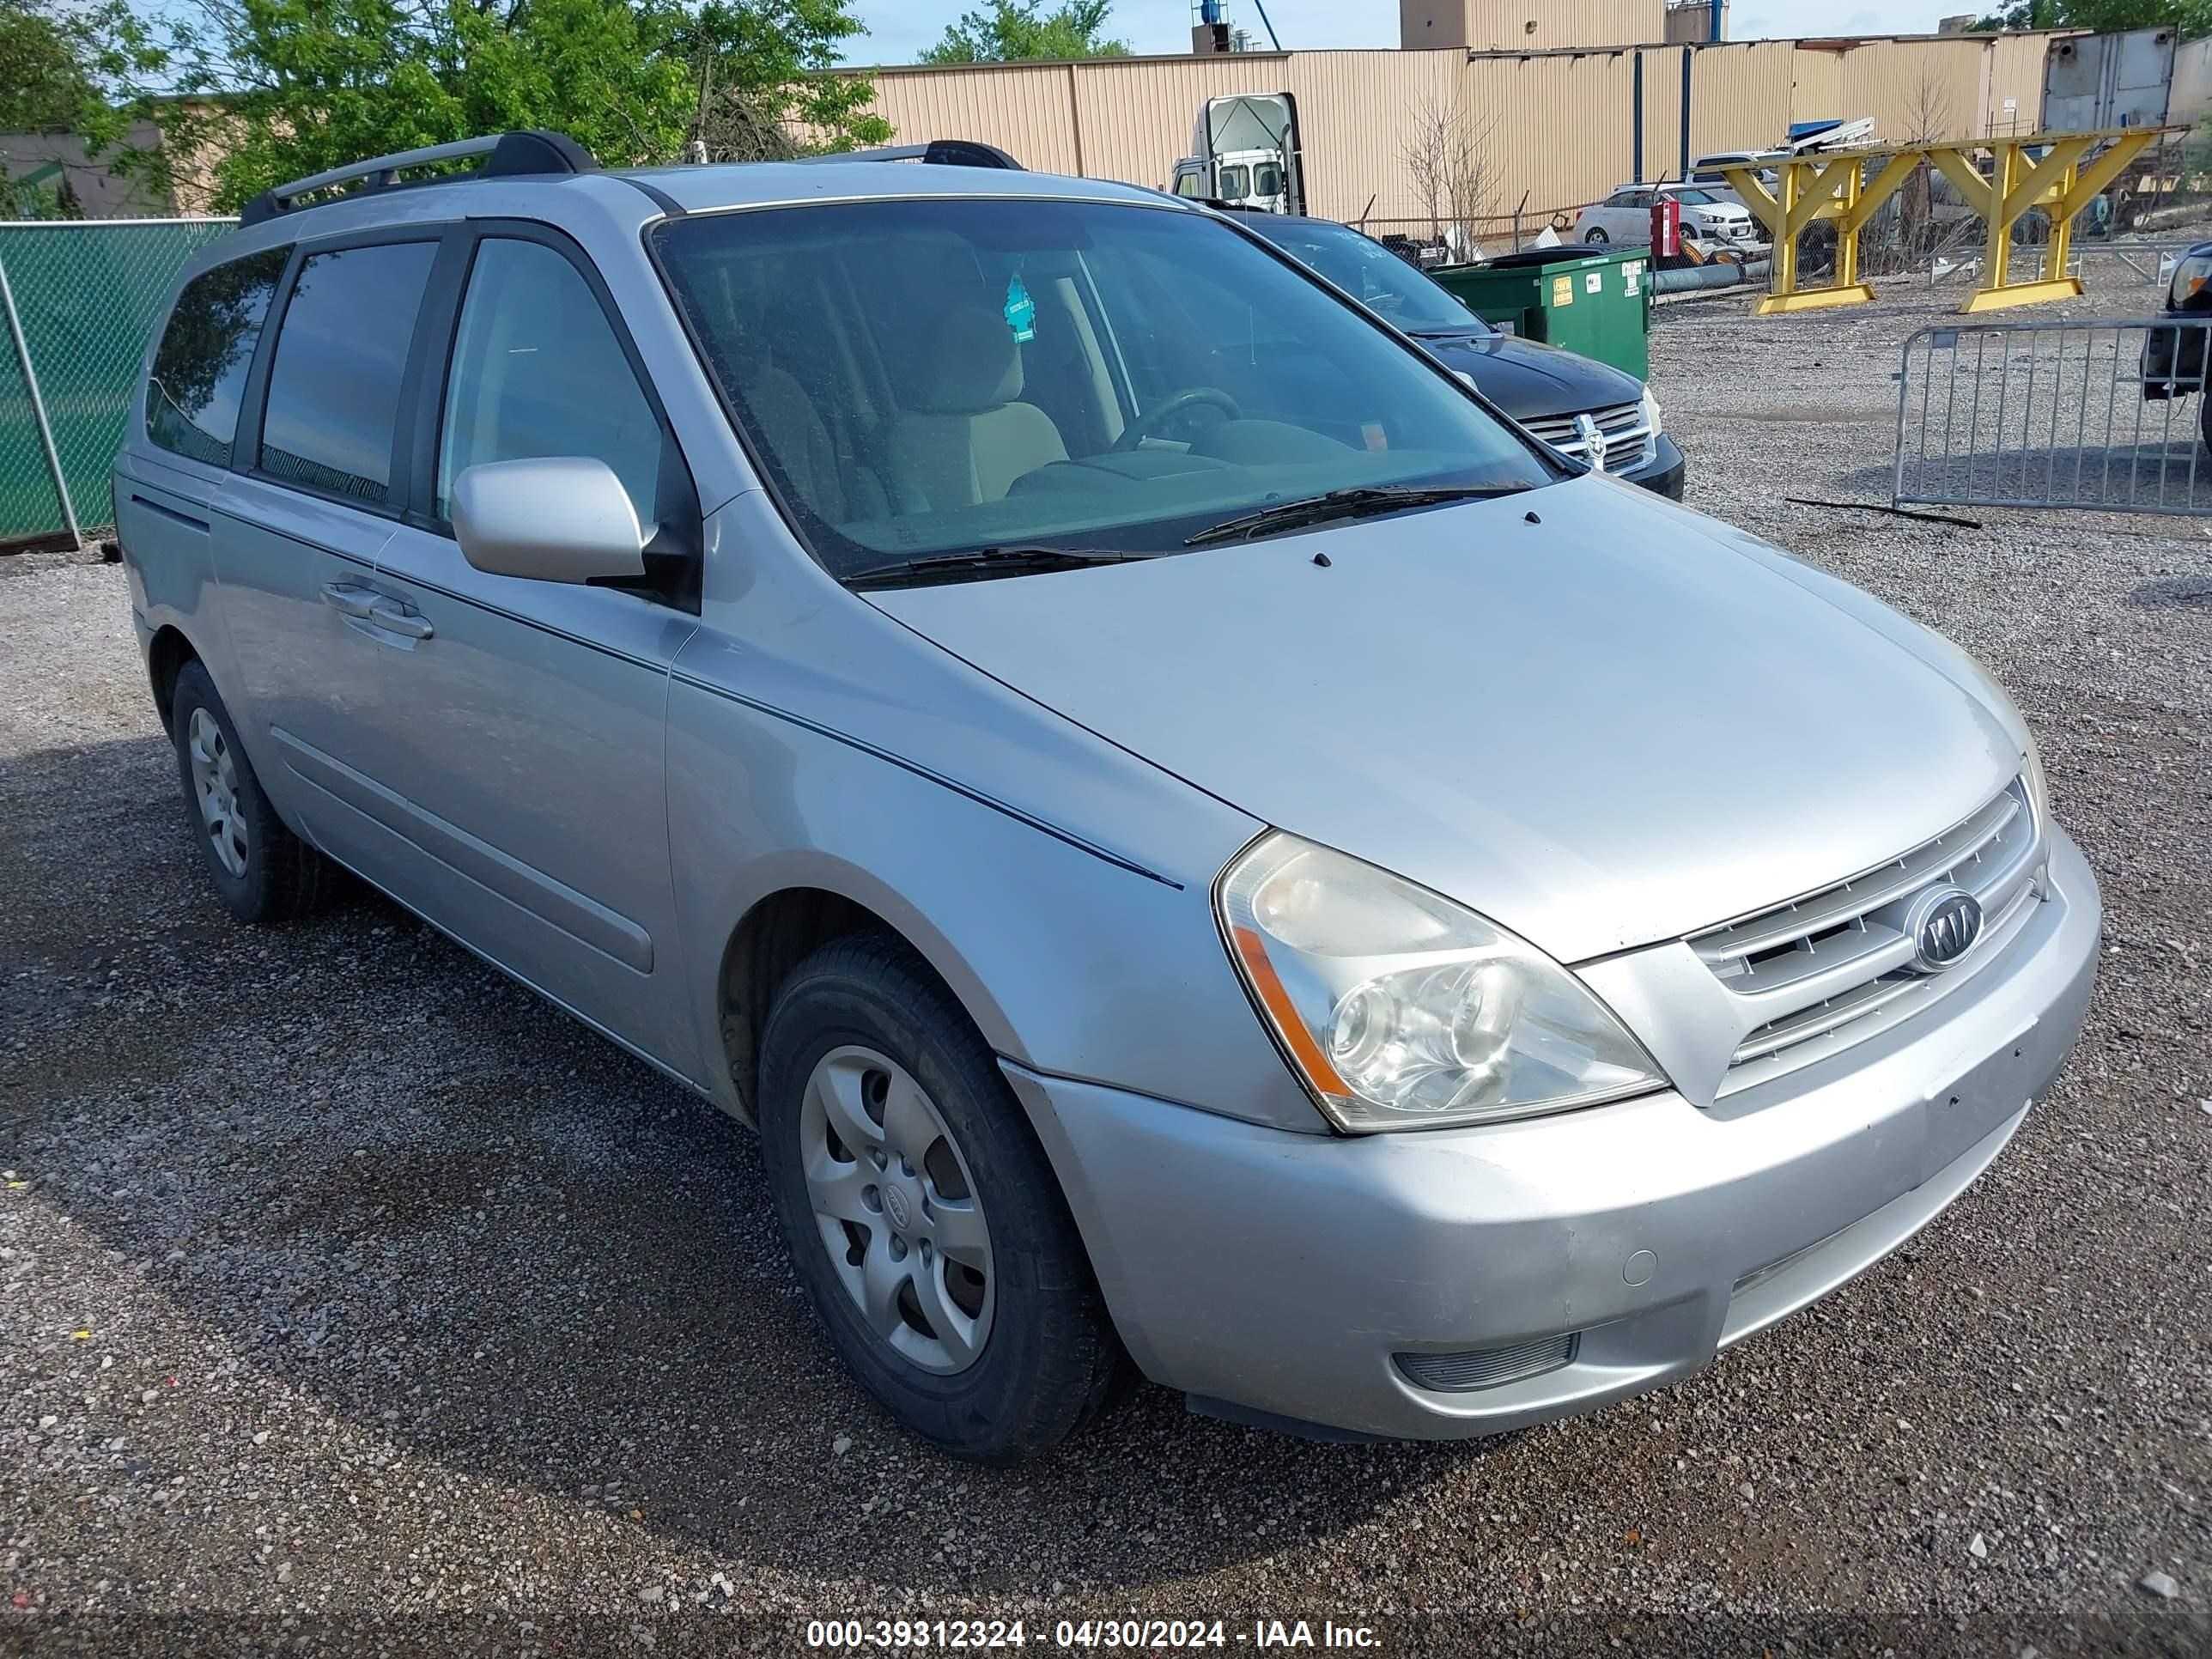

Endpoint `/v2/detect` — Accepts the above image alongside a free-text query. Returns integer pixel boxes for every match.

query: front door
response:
[360,230,701,1070]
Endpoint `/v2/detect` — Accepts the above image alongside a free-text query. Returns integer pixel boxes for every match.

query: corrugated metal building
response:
[859,29,2086,240]
[1401,0,1668,52]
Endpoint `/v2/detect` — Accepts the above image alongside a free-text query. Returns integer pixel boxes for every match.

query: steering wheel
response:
[1112,386,1242,451]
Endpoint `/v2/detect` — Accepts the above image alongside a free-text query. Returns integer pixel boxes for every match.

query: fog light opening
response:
[1394,1333,1579,1394]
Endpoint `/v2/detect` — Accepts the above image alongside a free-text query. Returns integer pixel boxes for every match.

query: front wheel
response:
[758,933,1127,1462]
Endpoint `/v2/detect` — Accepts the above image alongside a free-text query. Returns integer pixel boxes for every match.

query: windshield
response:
[1216,164,1249,202]
[654,198,1554,579]
[1668,188,1719,206]
[1243,216,1486,333]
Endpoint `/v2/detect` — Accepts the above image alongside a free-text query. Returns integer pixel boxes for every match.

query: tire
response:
[2200,385,2212,458]
[1584,227,1609,245]
[758,933,1127,1462]
[168,659,340,923]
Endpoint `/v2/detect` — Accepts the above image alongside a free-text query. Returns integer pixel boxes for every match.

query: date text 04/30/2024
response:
[804,1619,1385,1650]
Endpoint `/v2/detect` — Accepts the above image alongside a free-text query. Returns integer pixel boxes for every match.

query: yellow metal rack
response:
[1716,127,2184,317]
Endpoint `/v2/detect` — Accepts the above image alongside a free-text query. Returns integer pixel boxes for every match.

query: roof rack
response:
[790,139,1025,171]
[240,130,597,227]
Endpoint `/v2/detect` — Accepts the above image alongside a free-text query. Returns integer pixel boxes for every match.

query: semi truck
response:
[1166,93,1305,215]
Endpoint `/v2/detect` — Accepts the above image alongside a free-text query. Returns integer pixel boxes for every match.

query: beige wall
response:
[1462,51,1638,218]
[862,30,2078,234]
[1984,29,2055,136]
[1401,0,1667,51]
[866,60,1088,175]
[872,50,1469,222]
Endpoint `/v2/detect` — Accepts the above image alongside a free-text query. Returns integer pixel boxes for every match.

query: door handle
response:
[367,599,434,641]
[320,580,380,618]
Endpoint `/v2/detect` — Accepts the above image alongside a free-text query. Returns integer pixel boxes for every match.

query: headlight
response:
[1640,388,1663,436]
[2170,252,2212,306]
[1217,834,1665,1133]
[1963,655,2049,827]
[2023,728,2051,830]
[1990,678,2050,829]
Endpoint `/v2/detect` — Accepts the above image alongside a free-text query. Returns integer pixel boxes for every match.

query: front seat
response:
[889,305,1066,512]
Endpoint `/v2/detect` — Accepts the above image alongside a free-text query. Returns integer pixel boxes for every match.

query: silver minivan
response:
[116,131,2099,1462]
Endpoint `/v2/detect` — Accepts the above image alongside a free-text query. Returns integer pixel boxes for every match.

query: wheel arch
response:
[712,871,1021,1127]
[146,623,201,735]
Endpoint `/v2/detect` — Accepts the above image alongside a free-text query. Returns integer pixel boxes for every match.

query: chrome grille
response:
[1521,400,1656,475]
[1692,780,2043,1097]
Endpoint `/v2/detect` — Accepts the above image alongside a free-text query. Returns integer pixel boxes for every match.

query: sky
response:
[838,2,1977,66]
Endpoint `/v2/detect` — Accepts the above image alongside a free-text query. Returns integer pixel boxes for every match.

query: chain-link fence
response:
[0,218,237,550]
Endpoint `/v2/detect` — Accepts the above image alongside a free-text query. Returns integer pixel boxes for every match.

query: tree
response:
[1972,0,2212,32]
[97,0,888,213]
[1402,94,1496,256]
[919,0,1129,64]
[0,0,148,134]
[678,0,888,162]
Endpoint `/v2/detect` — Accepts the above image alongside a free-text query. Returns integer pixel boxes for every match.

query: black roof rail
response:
[790,139,1025,171]
[240,130,597,227]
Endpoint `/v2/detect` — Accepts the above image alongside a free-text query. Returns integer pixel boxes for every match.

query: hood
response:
[1411,330,1647,420]
[866,478,2026,964]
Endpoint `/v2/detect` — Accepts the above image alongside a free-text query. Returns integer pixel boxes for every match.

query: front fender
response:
[662,673,1326,1137]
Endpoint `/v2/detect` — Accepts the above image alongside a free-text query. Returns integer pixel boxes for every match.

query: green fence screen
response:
[0,218,237,544]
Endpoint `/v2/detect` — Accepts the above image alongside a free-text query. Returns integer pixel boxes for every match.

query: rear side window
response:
[144,248,287,468]
[258,241,438,505]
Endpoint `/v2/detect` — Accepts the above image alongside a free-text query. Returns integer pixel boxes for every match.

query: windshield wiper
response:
[1183,484,1527,548]
[844,545,1141,591]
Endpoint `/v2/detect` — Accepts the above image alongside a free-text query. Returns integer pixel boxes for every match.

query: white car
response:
[1577,184,1759,248]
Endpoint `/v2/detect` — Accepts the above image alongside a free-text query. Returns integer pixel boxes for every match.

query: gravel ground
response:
[3,266,2209,1659]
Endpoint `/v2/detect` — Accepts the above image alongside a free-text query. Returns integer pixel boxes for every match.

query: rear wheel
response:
[758,933,1127,1462]
[168,660,339,923]
[1584,227,1610,245]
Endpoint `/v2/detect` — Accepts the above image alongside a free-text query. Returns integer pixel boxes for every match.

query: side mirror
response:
[450,457,648,584]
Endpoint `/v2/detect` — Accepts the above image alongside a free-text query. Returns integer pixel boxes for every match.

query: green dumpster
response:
[1431,245,1650,381]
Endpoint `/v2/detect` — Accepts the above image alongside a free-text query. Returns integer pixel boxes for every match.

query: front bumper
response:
[1626,432,1686,499]
[2140,313,2209,399]
[1006,828,2098,1441]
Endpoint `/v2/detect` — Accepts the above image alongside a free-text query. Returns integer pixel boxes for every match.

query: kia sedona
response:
[115,131,2098,1461]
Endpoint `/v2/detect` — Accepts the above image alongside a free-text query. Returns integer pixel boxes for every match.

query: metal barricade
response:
[1893,315,2212,515]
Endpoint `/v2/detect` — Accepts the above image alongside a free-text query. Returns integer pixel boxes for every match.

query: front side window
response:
[258,240,437,505]
[436,238,665,526]
[655,198,1553,581]
[144,247,287,468]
